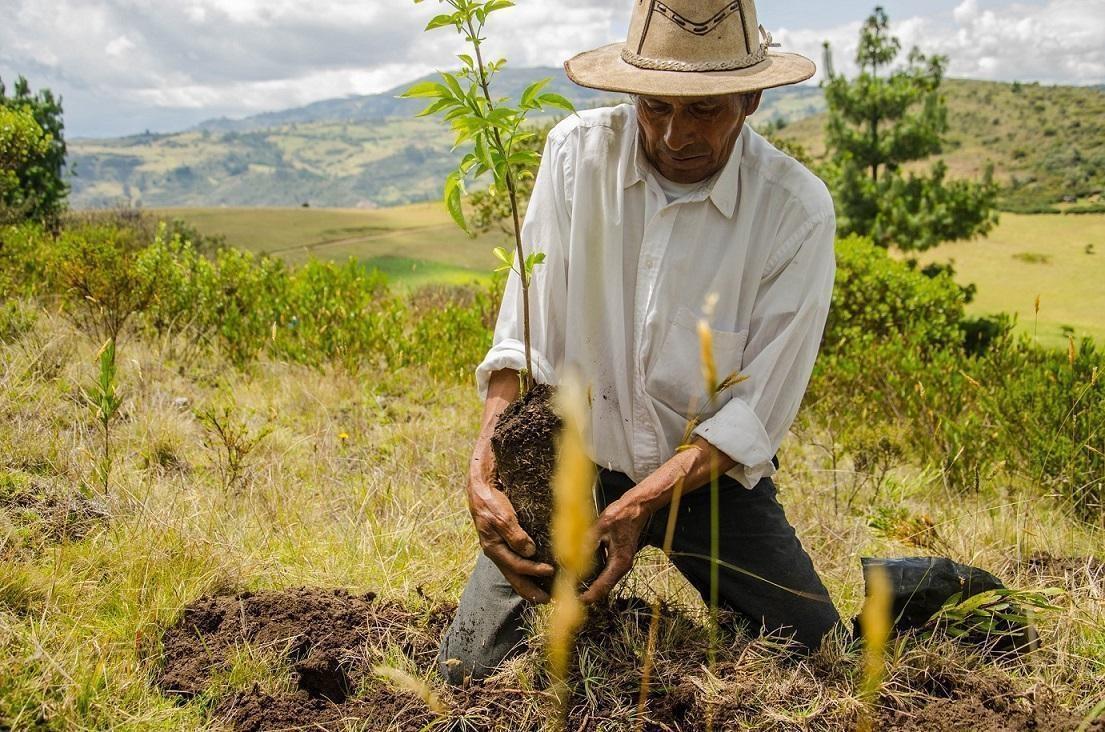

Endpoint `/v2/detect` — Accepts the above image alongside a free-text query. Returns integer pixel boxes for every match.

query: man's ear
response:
[744,90,763,116]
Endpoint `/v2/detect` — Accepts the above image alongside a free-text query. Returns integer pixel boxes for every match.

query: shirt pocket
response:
[644,305,748,415]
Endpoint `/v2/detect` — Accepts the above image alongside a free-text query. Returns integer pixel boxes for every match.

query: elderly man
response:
[438,0,840,684]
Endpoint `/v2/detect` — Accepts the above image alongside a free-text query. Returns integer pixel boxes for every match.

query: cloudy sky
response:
[1,0,1103,138]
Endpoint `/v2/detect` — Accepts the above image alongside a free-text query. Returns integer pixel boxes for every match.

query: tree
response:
[0,106,51,223]
[0,76,69,223]
[822,7,997,251]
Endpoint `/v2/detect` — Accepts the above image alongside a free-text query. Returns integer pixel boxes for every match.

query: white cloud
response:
[779,0,1105,84]
[0,0,1101,137]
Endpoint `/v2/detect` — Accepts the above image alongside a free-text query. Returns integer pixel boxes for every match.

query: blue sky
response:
[1,0,1101,138]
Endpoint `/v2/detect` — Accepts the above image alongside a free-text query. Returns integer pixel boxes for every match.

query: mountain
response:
[65,67,824,209]
[773,79,1105,210]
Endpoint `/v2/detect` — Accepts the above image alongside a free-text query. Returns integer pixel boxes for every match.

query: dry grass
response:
[1,305,1103,729]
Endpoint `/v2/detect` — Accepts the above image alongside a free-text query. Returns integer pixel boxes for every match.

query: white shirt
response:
[476,104,836,490]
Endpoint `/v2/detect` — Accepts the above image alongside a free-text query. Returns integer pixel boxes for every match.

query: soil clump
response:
[490,383,561,565]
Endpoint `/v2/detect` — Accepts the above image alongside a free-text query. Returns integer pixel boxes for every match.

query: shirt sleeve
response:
[474,129,572,400]
[691,210,836,489]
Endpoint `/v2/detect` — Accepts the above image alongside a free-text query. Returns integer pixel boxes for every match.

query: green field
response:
[916,213,1105,347]
[160,206,1104,345]
[158,202,499,288]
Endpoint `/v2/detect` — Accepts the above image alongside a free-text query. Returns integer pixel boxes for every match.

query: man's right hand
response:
[466,447,555,604]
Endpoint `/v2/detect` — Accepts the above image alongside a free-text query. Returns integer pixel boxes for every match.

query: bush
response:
[0,222,51,297]
[274,258,393,373]
[48,222,157,342]
[825,234,966,353]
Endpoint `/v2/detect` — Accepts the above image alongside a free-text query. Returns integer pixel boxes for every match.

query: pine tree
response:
[822,7,997,251]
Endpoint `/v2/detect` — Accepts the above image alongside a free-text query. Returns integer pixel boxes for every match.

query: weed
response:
[194,403,272,492]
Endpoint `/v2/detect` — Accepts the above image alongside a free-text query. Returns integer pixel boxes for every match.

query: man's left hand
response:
[579,495,651,604]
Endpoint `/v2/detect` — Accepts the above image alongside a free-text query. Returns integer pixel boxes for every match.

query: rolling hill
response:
[66,67,823,210]
[773,79,1105,211]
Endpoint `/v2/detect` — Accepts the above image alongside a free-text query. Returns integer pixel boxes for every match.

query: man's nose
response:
[662,114,696,152]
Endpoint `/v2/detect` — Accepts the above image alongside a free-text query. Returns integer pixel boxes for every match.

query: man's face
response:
[635,91,762,184]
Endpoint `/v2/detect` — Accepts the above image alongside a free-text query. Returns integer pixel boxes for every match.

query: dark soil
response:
[0,477,108,543]
[156,587,452,731]
[490,383,562,565]
[880,688,1103,731]
[1025,551,1105,590]
[155,588,1100,731]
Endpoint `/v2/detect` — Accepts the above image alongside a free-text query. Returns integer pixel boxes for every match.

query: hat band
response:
[621,25,776,73]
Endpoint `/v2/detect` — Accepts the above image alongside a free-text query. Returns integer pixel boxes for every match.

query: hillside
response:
[67,67,822,209]
[775,79,1105,211]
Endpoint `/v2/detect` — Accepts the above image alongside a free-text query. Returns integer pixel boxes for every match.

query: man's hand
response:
[466,368,553,604]
[579,495,650,604]
[578,438,738,604]
[466,451,555,603]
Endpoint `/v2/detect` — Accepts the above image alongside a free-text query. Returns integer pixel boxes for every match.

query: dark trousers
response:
[437,469,840,684]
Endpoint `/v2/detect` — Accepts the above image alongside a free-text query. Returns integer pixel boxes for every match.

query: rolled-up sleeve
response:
[475,129,572,400]
[692,211,836,489]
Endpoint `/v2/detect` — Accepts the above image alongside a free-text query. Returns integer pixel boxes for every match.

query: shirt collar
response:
[621,112,744,220]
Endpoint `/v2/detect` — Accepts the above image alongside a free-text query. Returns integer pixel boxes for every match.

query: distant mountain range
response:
[66,67,825,209]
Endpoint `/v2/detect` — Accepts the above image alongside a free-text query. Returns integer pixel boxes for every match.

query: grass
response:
[1,306,1103,729]
[915,212,1105,347]
[155,203,500,288]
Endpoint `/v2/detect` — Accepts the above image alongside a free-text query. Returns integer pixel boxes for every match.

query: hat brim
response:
[564,43,815,97]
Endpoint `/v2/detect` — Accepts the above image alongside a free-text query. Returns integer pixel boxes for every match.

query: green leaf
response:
[416,98,455,118]
[457,53,474,69]
[485,0,515,13]
[537,92,575,112]
[493,246,513,266]
[425,13,457,31]
[401,81,448,99]
[443,172,467,233]
[441,72,466,101]
[520,78,551,108]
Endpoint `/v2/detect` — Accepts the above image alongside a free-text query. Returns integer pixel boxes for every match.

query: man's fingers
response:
[579,555,631,605]
[484,542,555,578]
[503,572,550,604]
[500,522,537,559]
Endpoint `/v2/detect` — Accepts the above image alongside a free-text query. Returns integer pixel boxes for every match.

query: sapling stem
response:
[464,13,534,392]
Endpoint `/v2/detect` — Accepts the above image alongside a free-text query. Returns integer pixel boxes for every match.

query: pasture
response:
[916,213,1105,348]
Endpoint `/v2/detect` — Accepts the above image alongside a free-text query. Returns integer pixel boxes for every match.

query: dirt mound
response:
[157,587,451,730]
[217,687,434,732]
[877,668,1103,731]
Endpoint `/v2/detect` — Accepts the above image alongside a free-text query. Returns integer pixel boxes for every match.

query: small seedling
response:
[82,338,123,495]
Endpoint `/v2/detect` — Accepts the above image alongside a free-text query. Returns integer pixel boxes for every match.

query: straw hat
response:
[564,0,815,97]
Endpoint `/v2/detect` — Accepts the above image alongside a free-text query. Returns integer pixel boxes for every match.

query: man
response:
[438,0,840,684]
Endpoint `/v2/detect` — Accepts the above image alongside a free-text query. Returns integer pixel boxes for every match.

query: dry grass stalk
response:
[857,563,892,732]
[547,376,597,727]
[374,666,445,715]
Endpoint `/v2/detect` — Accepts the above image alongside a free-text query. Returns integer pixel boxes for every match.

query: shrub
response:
[825,234,966,353]
[48,222,157,342]
[0,222,51,297]
[274,258,393,373]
